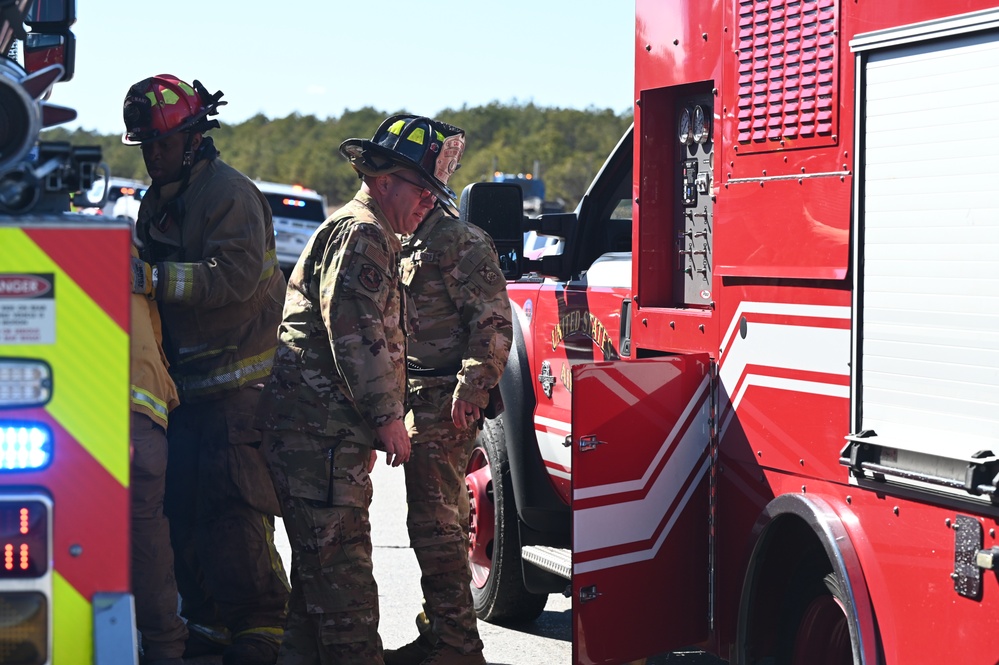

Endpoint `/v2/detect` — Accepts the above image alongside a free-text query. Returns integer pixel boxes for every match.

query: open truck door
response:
[571,354,712,665]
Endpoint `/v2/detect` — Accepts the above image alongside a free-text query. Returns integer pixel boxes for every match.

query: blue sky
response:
[50,0,635,136]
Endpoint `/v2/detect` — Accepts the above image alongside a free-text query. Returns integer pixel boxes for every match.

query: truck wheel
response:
[465,415,548,624]
[777,568,852,665]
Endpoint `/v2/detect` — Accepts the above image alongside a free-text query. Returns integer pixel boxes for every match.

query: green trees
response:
[438,103,631,209]
[46,103,632,211]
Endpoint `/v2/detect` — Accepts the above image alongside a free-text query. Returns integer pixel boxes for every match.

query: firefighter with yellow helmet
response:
[124,74,289,665]
[254,113,465,663]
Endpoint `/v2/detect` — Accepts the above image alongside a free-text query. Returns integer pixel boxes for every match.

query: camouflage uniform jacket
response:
[401,208,512,408]
[136,153,285,403]
[255,191,408,437]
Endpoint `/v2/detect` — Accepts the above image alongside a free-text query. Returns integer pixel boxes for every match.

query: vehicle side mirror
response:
[24,31,74,80]
[524,212,578,282]
[23,0,76,81]
[460,182,525,281]
[24,0,75,26]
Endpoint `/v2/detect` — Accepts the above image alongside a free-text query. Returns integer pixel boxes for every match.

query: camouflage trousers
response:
[262,427,382,665]
[131,412,187,660]
[164,389,290,639]
[403,383,484,655]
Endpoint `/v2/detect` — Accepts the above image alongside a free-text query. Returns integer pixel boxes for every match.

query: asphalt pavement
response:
[190,455,719,664]
[299,457,574,665]
[276,457,722,665]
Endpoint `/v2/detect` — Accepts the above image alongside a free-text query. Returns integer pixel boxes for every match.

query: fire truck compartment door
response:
[571,353,711,665]
[853,23,999,484]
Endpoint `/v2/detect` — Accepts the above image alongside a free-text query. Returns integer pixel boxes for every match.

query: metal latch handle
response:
[579,585,602,603]
[578,435,606,452]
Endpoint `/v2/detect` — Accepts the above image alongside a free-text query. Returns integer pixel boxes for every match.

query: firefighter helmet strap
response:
[193,80,226,119]
[182,131,196,168]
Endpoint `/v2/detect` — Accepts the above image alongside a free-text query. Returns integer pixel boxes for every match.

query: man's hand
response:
[130,257,154,297]
[367,449,378,473]
[375,419,411,467]
[452,398,481,430]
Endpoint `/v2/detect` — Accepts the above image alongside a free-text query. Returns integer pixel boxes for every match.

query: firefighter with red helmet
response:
[124,74,290,665]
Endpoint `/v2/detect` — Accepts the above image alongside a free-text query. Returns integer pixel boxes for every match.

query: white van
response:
[254,181,328,273]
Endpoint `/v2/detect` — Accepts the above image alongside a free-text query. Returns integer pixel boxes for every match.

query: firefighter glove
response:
[130,257,154,297]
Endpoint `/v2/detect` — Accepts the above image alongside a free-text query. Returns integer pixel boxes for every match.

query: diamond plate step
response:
[522,545,572,580]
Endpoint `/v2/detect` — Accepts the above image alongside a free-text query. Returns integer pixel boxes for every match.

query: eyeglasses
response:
[392,172,434,200]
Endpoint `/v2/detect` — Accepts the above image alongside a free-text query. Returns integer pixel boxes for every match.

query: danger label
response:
[0,275,52,298]
[0,274,55,345]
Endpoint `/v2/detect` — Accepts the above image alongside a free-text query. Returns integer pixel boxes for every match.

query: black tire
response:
[466,414,548,624]
[774,564,853,665]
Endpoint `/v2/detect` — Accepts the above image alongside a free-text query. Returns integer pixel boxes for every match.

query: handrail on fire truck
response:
[841,433,999,502]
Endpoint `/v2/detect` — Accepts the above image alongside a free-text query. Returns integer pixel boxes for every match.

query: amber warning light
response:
[0,501,47,578]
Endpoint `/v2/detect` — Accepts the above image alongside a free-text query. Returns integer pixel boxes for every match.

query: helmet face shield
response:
[340,114,466,215]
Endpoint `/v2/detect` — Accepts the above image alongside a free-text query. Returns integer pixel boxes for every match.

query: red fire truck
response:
[1,1,136,663]
[460,1,999,663]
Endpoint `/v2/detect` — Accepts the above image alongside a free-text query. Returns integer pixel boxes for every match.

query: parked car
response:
[78,177,147,221]
[254,180,328,274]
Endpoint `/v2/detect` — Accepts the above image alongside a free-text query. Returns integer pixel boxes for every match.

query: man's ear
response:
[190,132,204,151]
[376,174,392,194]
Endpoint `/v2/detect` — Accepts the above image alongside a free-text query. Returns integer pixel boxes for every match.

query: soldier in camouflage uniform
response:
[384,201,512,664]
[255,114,466,665]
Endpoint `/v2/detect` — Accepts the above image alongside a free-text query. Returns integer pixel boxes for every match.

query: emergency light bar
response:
[0,423,52,471]
[0,360,52,408]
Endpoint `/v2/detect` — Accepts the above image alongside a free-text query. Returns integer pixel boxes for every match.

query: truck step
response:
[522,545,572,580]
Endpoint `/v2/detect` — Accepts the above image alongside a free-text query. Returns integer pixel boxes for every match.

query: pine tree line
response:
[46,102,633,211]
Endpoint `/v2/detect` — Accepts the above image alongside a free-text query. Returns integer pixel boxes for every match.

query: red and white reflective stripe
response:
[718,301,851,439]
[534,415,571,480]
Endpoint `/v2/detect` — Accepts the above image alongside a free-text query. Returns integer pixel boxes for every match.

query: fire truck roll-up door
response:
[571,353,711,665]
[847,13,999,506]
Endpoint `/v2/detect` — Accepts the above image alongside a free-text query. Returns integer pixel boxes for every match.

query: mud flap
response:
[93,592,138,665]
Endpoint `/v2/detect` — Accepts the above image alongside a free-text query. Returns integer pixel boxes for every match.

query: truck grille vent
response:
[736,0,839,151]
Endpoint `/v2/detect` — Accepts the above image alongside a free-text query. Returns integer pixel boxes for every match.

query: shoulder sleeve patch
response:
[357,263,384,292]
[343,254,391,308]
[466,254,506,297]
[341,226,394,306]
[361,237,389,267]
